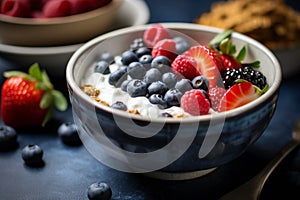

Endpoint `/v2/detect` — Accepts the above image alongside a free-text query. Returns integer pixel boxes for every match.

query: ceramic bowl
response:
[66,23,282,180]
[0,0,122,46]
[0,0,150,77]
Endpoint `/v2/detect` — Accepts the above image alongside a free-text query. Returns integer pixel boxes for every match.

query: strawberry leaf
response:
[40,91,53,109]
[52,90,68,111]
[42,70,53,90]
[242,60,260,68]
[209,29,232,48]
[29,63,43,81]
[42,106,54,127]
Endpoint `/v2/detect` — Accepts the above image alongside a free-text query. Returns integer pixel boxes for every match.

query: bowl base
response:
[143,167,217,181]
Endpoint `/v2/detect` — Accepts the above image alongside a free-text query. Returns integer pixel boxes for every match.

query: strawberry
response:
[218,81,265,112]
[143,24,171,48]
[208,86,226,111]
[180,89,210,116]
[171,54,200,80]
[183,45,221,88]
[219,54,242,72]
[151,38,177,62]
[1,63,68,127]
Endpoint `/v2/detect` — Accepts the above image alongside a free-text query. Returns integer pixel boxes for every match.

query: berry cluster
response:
[89,24,269,117]
[0,0,112,18]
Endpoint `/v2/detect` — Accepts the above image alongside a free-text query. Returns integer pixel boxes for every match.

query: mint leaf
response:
[236,46,246,62]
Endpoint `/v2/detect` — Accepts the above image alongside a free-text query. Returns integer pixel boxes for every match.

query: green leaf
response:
[29,63,43,81]
[209,29,233,47]
[52,90,68,111]
[42,106,54,127]
[3,71,29,79]
[40,91,53,109]
[242,60,261,68]
[42,70,53,90]
[236,46,246,62]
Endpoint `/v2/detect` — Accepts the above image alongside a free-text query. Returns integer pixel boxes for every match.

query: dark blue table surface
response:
[1,1,300,199]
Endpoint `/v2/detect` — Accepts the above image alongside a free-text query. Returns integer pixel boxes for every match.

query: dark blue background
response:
[1,0,300,199]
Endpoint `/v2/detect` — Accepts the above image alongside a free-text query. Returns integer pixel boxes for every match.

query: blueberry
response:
[87,182,112,200]
[94,60,110,74]
[147,81,168,96]
[159,112,173,118]
[173,36,190,54]
[121,50,138,65]
[0,125,18,151]
[149,94,168,109]
[120,79,130,92]
[139,54,153,70]
[127,79,148,97]
[175,78,193,94]
[108,66,127,87]
[143,68,162,85]
[164,88,183,107]
[111,101,128,111]
[135,47,151,57]
[192,75,209,91]
[151,56,171,74]
[99,52,114,64]
[130,37,145,51]
[127,62,146,79]
[21,144,44,166]
[58,122,81,146]
[162,72,177,89]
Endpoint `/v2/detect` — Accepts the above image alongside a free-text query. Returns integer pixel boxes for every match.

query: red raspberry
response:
[152,38,177,62]
[68,0,97,14]
[0,0,31,17]
[43,0,71,18]
[181,89,210,116]
[143,24,171,48]
[172,54,200,80]
[208,86,226,111]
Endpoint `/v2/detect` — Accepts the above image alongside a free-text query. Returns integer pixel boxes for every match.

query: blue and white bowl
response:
[66,23,282,180]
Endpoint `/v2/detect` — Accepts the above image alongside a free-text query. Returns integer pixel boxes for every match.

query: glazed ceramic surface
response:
[66,23,282,180]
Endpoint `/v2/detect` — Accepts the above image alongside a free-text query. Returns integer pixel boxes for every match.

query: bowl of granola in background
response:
[196,0,300,78]
[66,23,282,180]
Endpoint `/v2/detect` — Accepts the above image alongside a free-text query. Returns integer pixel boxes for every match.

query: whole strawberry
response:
[1,63,68,127]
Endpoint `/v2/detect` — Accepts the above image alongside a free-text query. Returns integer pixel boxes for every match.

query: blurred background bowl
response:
[0,0,150,77]
[66,23,282,180]
[0,0,122,46]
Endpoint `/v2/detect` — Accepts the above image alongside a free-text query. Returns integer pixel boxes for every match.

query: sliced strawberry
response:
[183,45,222,87]
[218,81,261,112]
[143,24,171,48]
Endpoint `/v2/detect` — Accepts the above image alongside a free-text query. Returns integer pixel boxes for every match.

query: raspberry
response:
[181,89,210,116]
[208,86,226,111]
[143,24,171,48]
[43,0,71,18]
[0,0,31,17]
[172,54,200,80]
[151,38,177,62]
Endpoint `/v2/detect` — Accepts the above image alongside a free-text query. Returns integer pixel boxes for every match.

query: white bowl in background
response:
[0,0,150,77]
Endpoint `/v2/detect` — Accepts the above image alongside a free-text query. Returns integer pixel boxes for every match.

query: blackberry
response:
[222,67,267,89]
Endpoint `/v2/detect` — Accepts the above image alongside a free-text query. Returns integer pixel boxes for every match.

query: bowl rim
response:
[66,22,282,123]
[0,0,122,25]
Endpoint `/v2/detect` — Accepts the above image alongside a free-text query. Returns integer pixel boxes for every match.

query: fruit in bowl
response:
[0,0,122,46]
[66,23,282,180]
